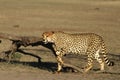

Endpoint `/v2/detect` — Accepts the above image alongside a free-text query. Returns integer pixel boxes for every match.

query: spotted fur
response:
[42,31,114,73]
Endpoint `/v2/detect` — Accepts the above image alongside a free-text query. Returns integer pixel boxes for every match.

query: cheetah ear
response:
[51,31,54,34]
[47,31,54,36]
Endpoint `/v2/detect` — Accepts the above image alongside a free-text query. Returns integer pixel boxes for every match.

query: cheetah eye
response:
[45,35,49,37]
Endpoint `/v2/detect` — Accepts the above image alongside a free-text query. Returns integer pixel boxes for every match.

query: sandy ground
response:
[0,0,120,80]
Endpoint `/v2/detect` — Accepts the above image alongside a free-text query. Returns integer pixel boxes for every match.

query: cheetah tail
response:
[104,56,114,66]
[101,42,114,66]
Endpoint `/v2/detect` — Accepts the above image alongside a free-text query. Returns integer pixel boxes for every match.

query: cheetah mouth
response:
[44,42,48,44]
[43,40,48,44]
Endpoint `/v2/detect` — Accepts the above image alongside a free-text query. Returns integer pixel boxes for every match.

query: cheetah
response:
[42,31,114,73]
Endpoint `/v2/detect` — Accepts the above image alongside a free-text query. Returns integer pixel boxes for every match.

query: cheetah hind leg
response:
[84,56,93,73]
[84,48,94,73]
[84,45,99,73]
[94,49,105,73]
[95,58,105,73]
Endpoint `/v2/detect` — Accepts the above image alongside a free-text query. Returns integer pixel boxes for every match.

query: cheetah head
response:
[42,31,55,44]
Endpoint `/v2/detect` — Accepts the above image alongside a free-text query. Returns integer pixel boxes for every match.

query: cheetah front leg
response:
[52,45,64,73]
[55,50,65,73]
[56,51,83,73]
[56,55,64,73]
